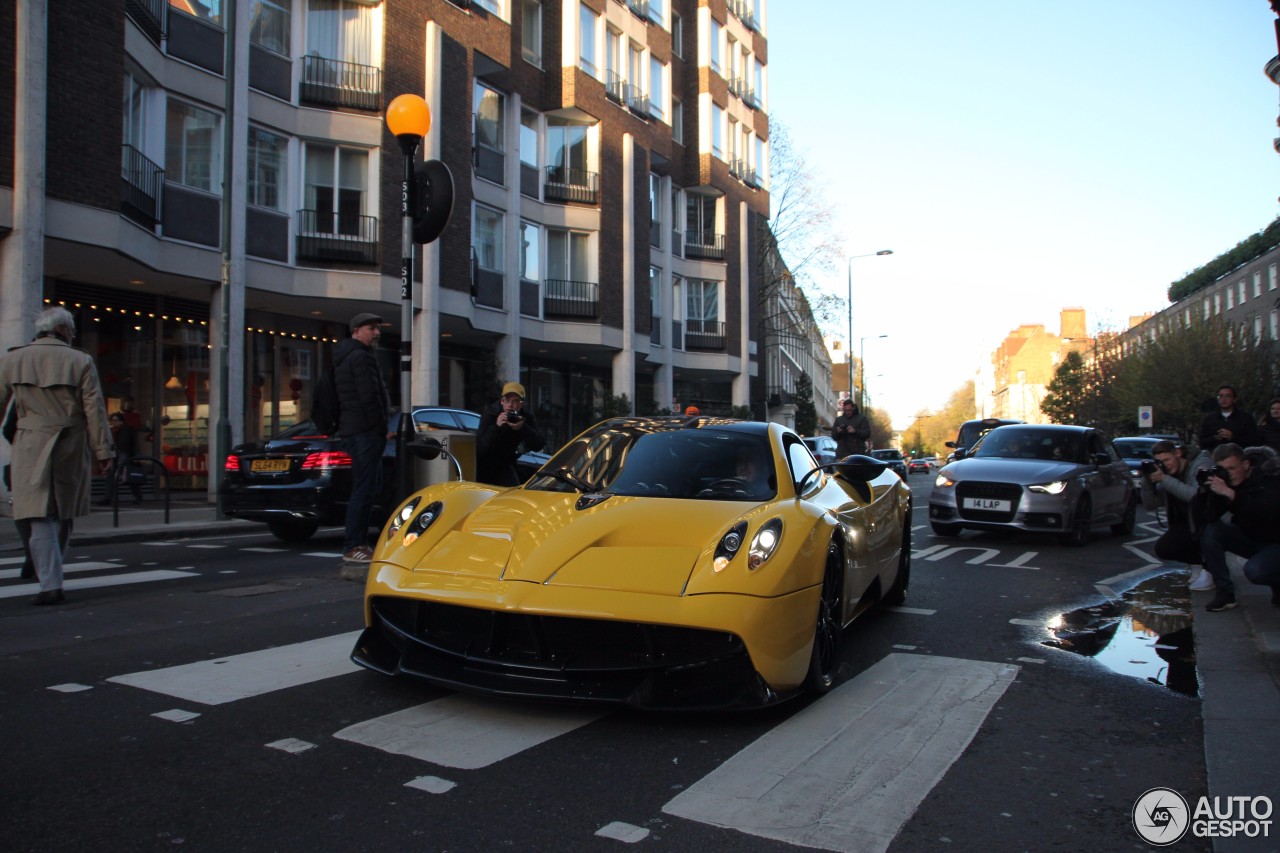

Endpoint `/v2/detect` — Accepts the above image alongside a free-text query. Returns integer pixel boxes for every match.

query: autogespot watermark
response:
[1133,788,1273,846]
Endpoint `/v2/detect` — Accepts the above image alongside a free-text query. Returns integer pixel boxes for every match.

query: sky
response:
[765,1,1280,429]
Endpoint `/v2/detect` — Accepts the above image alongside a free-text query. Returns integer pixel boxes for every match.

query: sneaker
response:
[341,545,373,563]
[1188,570,1216,591]
[1205,591,1238,612]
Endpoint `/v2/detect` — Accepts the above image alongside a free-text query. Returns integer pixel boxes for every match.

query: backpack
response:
[311,365,340,436]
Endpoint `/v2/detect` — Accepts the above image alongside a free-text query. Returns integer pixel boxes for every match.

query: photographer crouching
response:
[1138,441,1212,588]
[1198,442,1280,613]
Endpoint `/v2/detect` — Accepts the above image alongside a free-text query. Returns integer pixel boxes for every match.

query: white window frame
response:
[519,220,540,283]
[300,143,371,234]
[649,56,667,121]
[473,204,505,272]
[165,97,222,193]
[671,11,682,57]
[247,125,288,211]
[709,19,722,73]
[1254,272,1262,298]
[521,0,542,66]
[250,0,291,56]
[546,228,593,289]
[578,3,600,78]
[671,97,683,144]
[711,102,723,159]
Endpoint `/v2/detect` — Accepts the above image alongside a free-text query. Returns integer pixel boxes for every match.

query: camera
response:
[505,410,523,424]
[1139,460,1160,477]
[1196,465,1230,486]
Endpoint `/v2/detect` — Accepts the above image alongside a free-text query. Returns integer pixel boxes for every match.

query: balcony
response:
[125,0,165,43]
[626,84,651,117]
[606,70,628,104]
[121,145,164,228]
[727,0,758,31]
[544,279,600,320]
[545,166,598,205]
[626,0,649,21]
[684,319,727,351]
[296,209,378,265]
[729,159,757,187]
[684,230,726,261]
[728,76,756,107]
[300,56,382,111]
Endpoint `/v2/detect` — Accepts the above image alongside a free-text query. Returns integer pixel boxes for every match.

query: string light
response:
[43,298,337,342]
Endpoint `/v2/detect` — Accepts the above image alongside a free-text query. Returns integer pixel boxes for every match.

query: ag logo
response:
[1133,787,1190,845]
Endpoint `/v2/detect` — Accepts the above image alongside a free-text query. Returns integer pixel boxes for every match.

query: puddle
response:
[1041,570,1198,697]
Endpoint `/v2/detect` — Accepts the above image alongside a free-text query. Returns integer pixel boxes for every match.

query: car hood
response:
[393,487,760,596]
[941,456,1090,483]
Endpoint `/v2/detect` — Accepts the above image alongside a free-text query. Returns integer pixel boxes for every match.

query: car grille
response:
[955,481,1022,523]
[355,596,768,709]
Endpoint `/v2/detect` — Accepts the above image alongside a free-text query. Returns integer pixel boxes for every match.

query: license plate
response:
[251,459,291,473]
[963,497,1011,512]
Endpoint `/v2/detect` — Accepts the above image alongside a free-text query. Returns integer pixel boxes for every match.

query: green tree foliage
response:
[866,406,895,451]
[793,372,818,436]
[1167,217,1280,302]
[1041,351,1088,425]
[730,404,754,420]
[902,382,977,457]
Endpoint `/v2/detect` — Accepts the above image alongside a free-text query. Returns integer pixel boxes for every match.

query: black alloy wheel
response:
[805,538,845,694]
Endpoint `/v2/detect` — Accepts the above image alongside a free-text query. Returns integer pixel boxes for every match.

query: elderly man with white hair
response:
[0,306,114,605]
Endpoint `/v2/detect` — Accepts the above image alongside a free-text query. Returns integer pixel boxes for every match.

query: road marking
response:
[0,560,121,580]
[108,631,362,704]
[596,822,650,843]
[883,606,936,616]
[141,542,181,546]
[663,654,1018,853]
[1009,618,1042,627]
[406,776,456,794]
[303,552,342,558]
[153,709,200,723]
[911,544,948,559]
[241,547,287,553]
[266,738,316,754]
[48,683,92,693]
[334,694,605,770]
[187,544,226,549]
[0,570,197,599]
[926,546,1002,564]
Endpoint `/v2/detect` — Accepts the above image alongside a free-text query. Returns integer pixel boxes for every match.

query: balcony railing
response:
[121,145,164,228]
[626,84,651,117]
[728,76,756,107]
[606,70,627,104]
[729,159,757,187]
[544,279,600,319]
[626,0,650,20]
[727,0,758,31]
[296,209,378,265]
[684,230,726,261]
[300,55,382,111]
[685,319,727,351]
[125,0,165,43]
[545,166,598,205]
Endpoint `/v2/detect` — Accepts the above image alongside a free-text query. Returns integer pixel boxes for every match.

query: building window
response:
[306,0,375,67]
[251,0,291,55]
[248,126,288,210]
[474,83,505,152]
[123,70,149,152]
[303,144,368,233]
[522,0,541,66]
[547,122,589,177]
[711,103,723,159]
[753,58,765,109]
[649,56,667,121]
[165,99,221,192]
[671,12,682,57]
[1239,280,1247,303]
[1254,272,1263,298]
[672,98,683,144]
[1271,263,1277,290]
[648,0,664,26]
[547,229,591,283]
[1272,309,1278,340]
[578,3,599,77]
[170,0,222,25]
[519,220,540,282]
[687,279,721,328]
[474,0,502,14]
[474,205,504,271]
[1254,315,1263,345]
[1226,288,1234,310]
[710,19,721,73]
[1213,293,1221,315]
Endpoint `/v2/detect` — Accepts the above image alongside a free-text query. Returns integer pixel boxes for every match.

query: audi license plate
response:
[962,497,1011,512]
[251,459,291,473]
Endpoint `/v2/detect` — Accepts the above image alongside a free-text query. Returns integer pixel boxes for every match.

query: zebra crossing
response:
[87,629,1018,853]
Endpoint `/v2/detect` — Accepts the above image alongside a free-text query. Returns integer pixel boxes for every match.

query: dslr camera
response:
[505,410,523,425]
[1139,460,1160,477]
[1196,465,1230,486]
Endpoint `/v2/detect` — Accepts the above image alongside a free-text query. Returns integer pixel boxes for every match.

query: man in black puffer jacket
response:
[333,313,390,563]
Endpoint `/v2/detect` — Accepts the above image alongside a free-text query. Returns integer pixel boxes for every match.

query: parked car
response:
[928,424,1136,546]
[803,435,840,465]
[220,407,549,542]
[907,458,931,475]
[870,448,907,479]
[1111,435,1165,484]
[945,418,1024,462]
[351,417,913,709]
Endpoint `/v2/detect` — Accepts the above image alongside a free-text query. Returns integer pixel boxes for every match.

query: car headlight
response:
[935,474,955,488]
[746,518,784,570]
[1029,481,1068,495]
[712,521,748,572]
[387,497,421,540]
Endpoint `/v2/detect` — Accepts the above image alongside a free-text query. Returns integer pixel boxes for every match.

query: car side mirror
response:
[953,448,967,460]
[832,454,889,482]
[1091,452,1111,467]
[945,441,957,448]
[409,437,444,460]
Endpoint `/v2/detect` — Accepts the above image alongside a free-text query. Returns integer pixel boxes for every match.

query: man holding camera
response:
[476,381,546,487]
[1198,442,1280,612]
[1138,440,1211,584]
[832,398,871,458]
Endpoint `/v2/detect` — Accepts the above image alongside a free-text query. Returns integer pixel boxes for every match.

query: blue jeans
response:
[1200,520,1280,595]
[341,430,384,552]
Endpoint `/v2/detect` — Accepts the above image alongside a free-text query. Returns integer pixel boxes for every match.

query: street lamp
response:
[860,334,888,411]
[386,94,432,502]
[846,249,893,404]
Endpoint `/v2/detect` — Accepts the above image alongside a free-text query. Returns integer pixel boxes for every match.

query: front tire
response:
[931,521,963,537]
[883,520,911,606]
[1060,496,1092,547]
[267,519,319,543]
[805,539,844,694]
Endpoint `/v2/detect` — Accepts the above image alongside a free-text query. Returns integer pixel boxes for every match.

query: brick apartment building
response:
[0,0,770,494]
[979,308,1092,424]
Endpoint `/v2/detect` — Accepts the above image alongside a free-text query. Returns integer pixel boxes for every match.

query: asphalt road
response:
[0,477,1210,852]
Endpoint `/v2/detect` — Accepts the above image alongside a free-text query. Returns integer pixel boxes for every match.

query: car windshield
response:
[1113,440,1155,460]
[972,428,1087,464]
[527,423,777,501]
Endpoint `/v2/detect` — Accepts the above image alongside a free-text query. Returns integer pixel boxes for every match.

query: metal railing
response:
[106,456,171,528]
[125,0,165,42]
[296,209,379,265]
[729,159,757,187]
[626,0,650,20]
[545,166,598,205]
[727,0,758,31]
[684,230,726,261]
[684,319,727,351]
[606,70,627,104]
[121,145,164,228]
[728,76,756,107]
[300,55,382,111]
[544,279,600,319]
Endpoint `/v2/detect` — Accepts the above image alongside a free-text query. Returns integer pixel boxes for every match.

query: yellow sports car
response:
[351,416,912,709]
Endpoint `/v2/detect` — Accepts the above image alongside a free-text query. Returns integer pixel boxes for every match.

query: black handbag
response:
[119,462,147,485]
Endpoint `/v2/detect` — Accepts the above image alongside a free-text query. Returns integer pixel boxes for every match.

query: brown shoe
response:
[342,545,373,563]
[32,590,66,606]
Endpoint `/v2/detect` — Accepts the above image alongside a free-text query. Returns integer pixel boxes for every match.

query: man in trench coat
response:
[0,306,114,604]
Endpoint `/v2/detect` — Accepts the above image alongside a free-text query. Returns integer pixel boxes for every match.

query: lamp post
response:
[846,249,893,404]
[386,94,432,502]
[860,334,888,411]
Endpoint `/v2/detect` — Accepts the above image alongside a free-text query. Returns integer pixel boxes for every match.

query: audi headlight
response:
[1029,481,1068,495]
[746,518,784,570]
[935,474,956,488]
[713,521,748,572]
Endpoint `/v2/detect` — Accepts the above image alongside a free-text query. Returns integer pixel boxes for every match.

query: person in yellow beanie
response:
[476,381,546,486]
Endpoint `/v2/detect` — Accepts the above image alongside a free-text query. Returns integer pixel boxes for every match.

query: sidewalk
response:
[0,497,259,552]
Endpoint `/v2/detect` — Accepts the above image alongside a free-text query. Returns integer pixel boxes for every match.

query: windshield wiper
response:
[537,466,594,493]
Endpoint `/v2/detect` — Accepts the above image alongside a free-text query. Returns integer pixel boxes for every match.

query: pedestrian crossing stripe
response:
[0,560,121,581]
[0,569,197,599]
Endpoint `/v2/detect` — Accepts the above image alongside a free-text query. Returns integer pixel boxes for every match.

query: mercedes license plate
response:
[962,497,1011,512]
[251,458,291,473]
